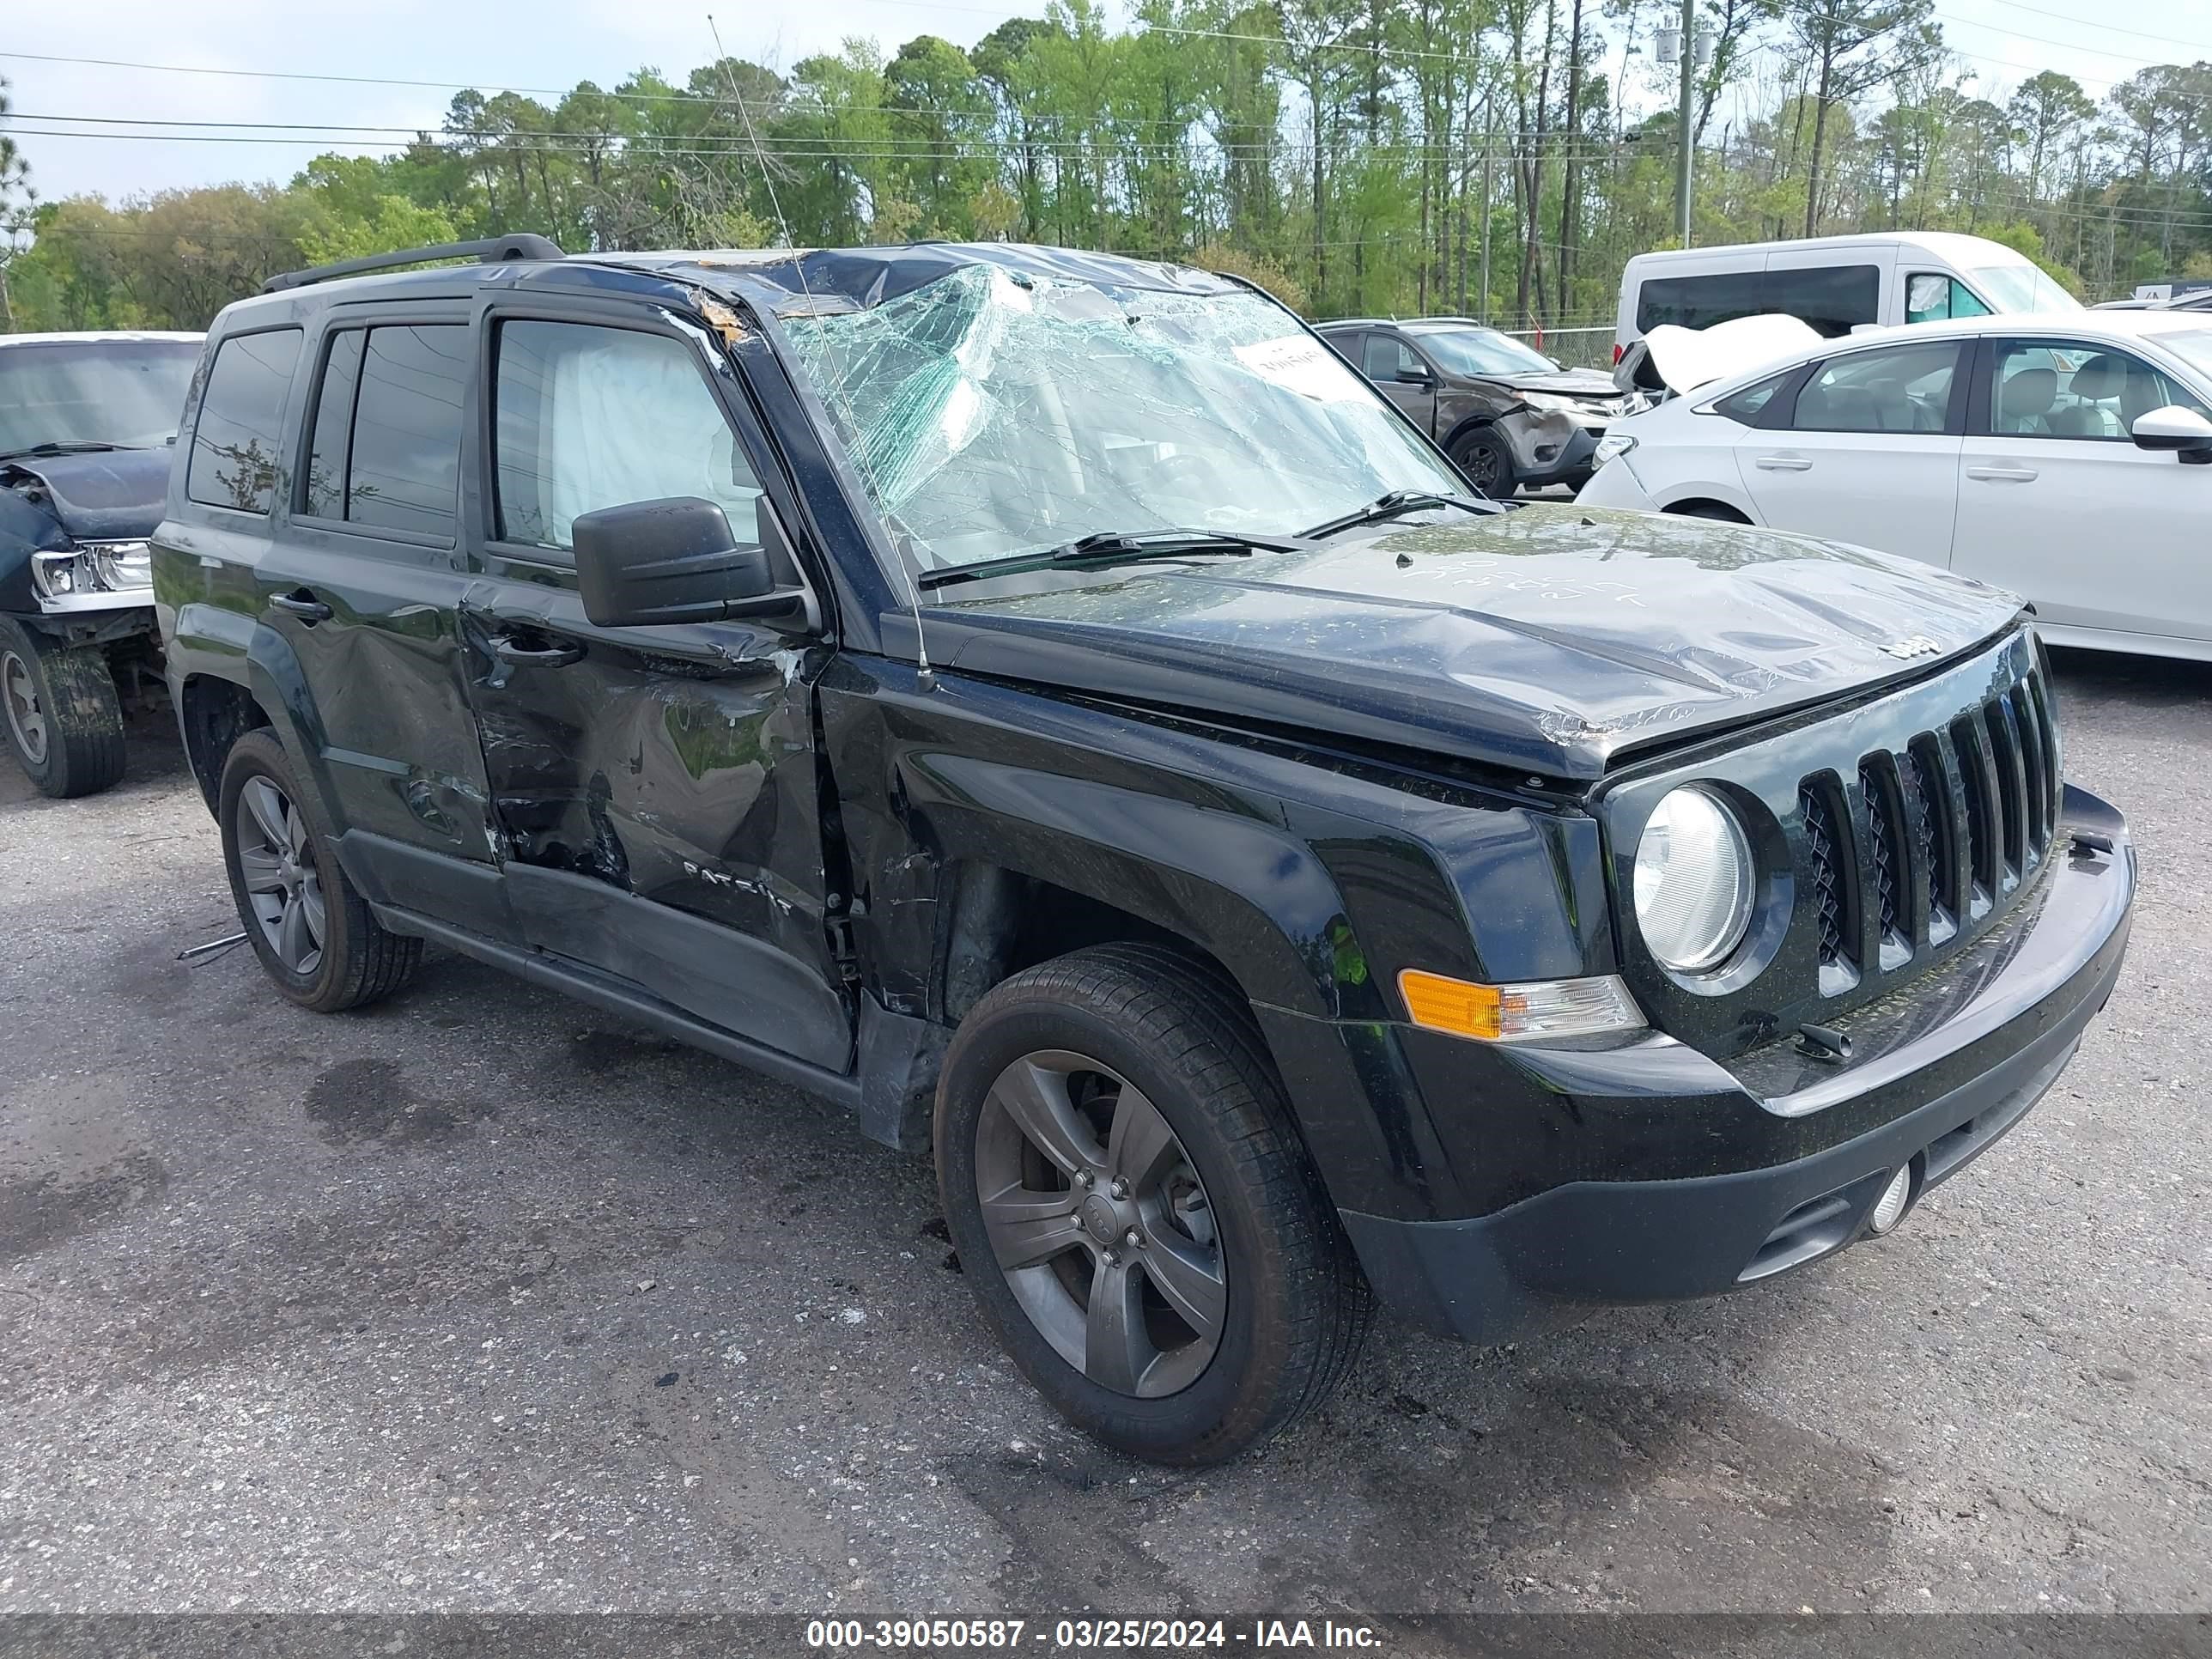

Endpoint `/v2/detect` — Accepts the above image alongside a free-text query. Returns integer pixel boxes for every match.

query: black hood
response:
[2,447,172,543]
[920,507,2025,781]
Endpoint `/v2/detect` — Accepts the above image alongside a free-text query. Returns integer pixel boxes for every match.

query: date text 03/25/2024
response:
[803,1619,1382,1650]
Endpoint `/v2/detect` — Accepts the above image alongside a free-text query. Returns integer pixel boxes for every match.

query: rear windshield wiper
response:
[1298,489,1490,540]
[915,528,1311,592]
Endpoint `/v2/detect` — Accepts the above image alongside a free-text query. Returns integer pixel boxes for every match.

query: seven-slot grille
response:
[1802,656,2061,992]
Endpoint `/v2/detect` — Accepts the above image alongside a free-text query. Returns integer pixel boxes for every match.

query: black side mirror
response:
[1395,367,1435,387]
[572,496,805,628]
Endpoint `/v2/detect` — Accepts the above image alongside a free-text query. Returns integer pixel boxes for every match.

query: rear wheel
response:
[936,943,1370,1464]
[1449,428,1516,498]
[0,617,125,799]
[219,729,421,1012]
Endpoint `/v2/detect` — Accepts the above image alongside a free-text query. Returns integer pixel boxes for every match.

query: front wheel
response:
[1449,428,1516,499]
[0,617,125,798]
[936,944,1370,1464]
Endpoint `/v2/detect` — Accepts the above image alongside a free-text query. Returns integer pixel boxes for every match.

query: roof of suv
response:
[218,241,1254,334]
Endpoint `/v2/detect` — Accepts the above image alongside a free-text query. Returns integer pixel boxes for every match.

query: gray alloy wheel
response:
[3,649,46,768]
[975,1048,1226,1398]
[233,775,327,977]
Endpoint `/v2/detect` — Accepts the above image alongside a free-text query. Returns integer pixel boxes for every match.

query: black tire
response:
[1449,428,1516,498]
[936,942,1370,1464]
[218,728,422,1012]
[1665,501,1751,523]
[0,617,125,799]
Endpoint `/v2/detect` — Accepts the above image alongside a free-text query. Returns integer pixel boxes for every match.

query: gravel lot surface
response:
[1,653,2207,1630]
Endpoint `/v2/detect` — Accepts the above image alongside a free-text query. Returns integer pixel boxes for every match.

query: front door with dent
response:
[460,302,850,1073]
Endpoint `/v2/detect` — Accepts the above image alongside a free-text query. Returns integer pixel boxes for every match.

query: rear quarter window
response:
[186,329,303,514]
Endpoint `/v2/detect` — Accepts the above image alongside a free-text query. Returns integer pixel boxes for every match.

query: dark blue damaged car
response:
[152,238,2133,1463]
[0,331,202,795]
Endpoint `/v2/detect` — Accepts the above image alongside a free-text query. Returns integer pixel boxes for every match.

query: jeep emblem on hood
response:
[1883,635,1943,659]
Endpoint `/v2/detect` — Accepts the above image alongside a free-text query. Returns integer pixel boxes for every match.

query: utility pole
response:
[1477,109,1494,322]
[1674,0,1695,246]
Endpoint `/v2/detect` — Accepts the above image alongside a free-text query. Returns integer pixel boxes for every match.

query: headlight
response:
[87,540,152,590]
[1518,390,1578,411]
[29,541,152,601]
[1633,787,1754,973]
[1593,433,1638,470]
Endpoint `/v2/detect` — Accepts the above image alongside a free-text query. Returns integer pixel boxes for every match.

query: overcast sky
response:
[3,0,2204,206]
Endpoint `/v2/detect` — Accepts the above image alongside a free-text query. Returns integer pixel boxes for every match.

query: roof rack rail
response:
[263,234,566,294]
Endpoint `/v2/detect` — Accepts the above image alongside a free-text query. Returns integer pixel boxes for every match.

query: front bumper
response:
[1334,790,2134,1342]
[1505,421,1601,488]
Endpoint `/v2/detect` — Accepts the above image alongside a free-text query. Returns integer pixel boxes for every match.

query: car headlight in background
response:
[1633,786,1755,973]
[30,540,153,601]
[1592,433,1638,470]
[1518,390,1580,412]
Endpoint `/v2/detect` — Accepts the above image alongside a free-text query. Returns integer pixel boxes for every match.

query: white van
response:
[1613,232,2079,360]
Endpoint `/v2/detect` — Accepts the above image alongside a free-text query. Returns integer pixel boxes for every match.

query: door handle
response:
[1966,465,2039,483]
[270,590,332,623]
[1753,455,1813,471]
[491,635,586,668]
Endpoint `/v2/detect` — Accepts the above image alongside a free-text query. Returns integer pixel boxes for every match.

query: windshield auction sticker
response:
[1232,335,1369,403]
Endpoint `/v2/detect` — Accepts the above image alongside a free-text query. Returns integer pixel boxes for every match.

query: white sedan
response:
[1578,307,2212,661]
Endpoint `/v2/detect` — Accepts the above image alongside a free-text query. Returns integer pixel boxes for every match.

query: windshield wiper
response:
[915,528,1310,592]
[1298,489,1490,540]
[0,440,144,464]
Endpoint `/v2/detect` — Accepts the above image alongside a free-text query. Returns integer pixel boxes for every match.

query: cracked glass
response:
[781,263,1463,570]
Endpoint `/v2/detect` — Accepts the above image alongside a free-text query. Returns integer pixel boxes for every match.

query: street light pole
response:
[1675,0,1695,246]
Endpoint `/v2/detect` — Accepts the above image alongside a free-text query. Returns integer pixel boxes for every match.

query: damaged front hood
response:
[1487,368,1622,398]
[1634,313,1824,396]
[924,507,2024,780]
[2,448,171,542]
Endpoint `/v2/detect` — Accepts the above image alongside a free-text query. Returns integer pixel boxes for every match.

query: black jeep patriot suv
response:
[155,237,2134,1464]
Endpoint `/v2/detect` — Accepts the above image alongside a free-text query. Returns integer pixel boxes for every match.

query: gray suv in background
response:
[1319,318,1641,495]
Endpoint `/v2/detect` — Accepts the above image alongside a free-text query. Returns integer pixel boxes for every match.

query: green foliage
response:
[6,21,2210,335]
[299,196,462,266]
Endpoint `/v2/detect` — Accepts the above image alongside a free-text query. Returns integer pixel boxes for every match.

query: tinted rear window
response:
[1637,270,1766,334]
[1765,264,1881,337]
[186,329,302,514]
[344,325,468,539]
[1638,264,1879,339]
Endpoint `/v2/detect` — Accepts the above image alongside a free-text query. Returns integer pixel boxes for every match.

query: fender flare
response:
[172,599,346,817]
[898,750,1370,1022]
[1437,412,1506,458]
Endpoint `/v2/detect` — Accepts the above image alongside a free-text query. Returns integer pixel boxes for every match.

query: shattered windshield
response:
[781,264,1463,570]
[0,338,200,457]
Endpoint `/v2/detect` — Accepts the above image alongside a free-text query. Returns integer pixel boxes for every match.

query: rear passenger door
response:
[459,298,851,1073]
[244,305,507,934]
[1736,337,1966,570]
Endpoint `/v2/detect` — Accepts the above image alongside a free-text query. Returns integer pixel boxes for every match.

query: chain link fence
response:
[1497,324,1619,371]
